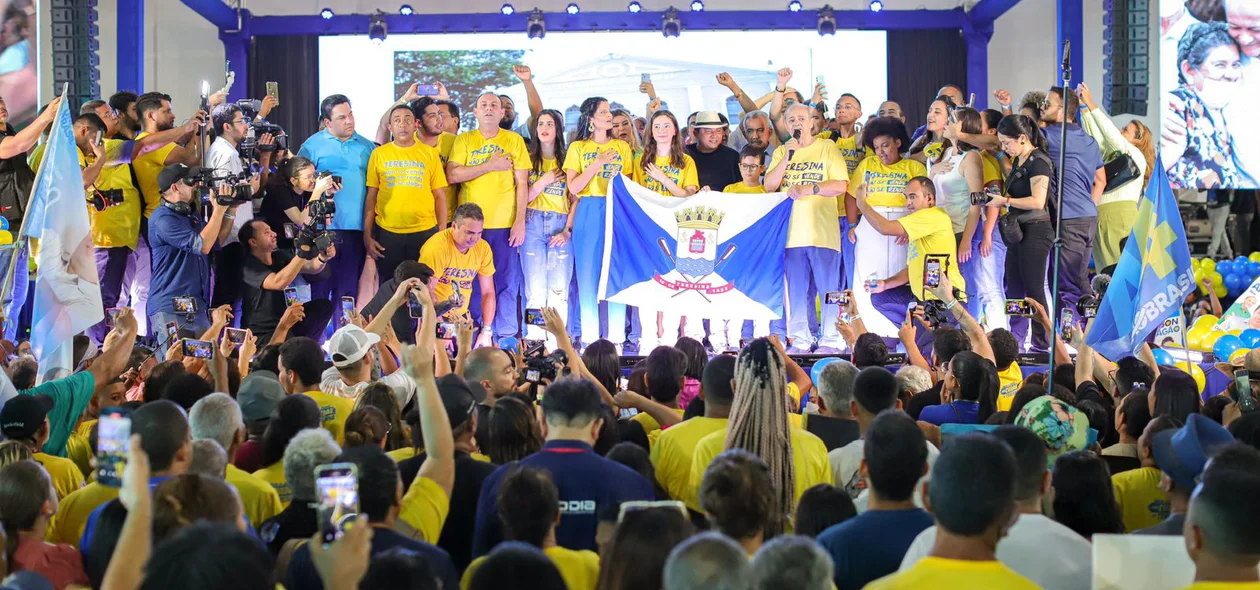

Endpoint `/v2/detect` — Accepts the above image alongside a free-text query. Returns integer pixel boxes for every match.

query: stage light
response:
[787,0,802,11]
[527,9,546,38]
[320,8,334,19]
[628,1,642,12]
[662,6,680,37]
[399,4,413,15]
[368,13,387,44]
[566,3,580,14]
[690,0,704,11]
[817,4,836,35]
[869,0,883,12]
[501,3,515,15]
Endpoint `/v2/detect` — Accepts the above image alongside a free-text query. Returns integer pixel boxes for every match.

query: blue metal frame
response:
[117,0,144,92]
[1056,0,1083,89]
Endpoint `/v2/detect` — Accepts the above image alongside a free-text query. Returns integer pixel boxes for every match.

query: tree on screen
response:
[394,50,526,129]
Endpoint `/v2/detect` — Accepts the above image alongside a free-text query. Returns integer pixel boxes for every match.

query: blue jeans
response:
[960,219,1008,330]
[520,210,574,343]
[785,246,842,349]
[468,228,522,340]
[573,197,625,345]
[839,217,855,292]
[0,241,28,341]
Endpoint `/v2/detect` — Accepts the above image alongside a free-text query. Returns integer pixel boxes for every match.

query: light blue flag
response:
[1087,156,1195,361]
[25,92,102,377]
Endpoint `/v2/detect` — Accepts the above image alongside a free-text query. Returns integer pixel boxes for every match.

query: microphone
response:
[788,129,801,160]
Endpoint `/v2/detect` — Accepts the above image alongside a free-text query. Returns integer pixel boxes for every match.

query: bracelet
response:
[317,256,328,263]
[944,298,959,310]
[222,213,235,220]
[850,314,861,321]
[775,87,785,93]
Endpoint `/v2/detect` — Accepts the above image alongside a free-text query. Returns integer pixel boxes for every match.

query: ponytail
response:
[951,351,1001,423]
[996,114,1048,154]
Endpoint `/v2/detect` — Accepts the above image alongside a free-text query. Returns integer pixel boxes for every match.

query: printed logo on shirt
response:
[1148,498,1171,520]
[867,171,913,200]
[320,405,336,423]
[642,164,685,195]
[438,267,478,292]
[530,169,567,198]
[378,159,431,189]
[581,150,624,178]
[559,500,597,515]
[785,160,827,185]
[468,144,506,166]
[844,468,867,499]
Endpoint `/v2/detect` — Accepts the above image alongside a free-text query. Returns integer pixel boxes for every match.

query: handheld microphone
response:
[788,129,801,160]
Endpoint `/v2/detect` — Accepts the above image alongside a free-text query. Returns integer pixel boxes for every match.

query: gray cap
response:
[238,370,285,422]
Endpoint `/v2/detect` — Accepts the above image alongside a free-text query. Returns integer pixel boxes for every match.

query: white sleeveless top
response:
[934,149,974,234]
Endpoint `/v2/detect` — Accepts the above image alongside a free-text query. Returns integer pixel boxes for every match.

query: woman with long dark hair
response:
[251,394,322,506]
[988,115,1055,351]
[1147,368,1202,425]
[1051,451,1125,539]
[523,109,575,349]
[908,95,956,166]
[564,97,633,349]
[920,350,999,425]
[596,506,694,590]
[0,461,89,589]
[259,155,340,251]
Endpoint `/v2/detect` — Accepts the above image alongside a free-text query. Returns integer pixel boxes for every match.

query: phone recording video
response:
[172,296,196,314]
[225,328,247,346]
[1234,369,1258,413]
[416,83,440,96]
[165,321,179,343]
[341,296,355,326]
[923,255,947,290]
[1059,308,1074,340]
[283,223,299,240]
[525,369,542,383]
[1004,299,1032,316]
[525,308,546,326]
[182,339,214,359]
[824,291,848,306]
[284,287,299,307]
[316,463,359,545]
[96,408,131,488]
[436,322,456,339]
[408,291,425,319]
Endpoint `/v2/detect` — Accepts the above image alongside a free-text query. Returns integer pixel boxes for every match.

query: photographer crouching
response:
[239,218,336,346]
[206,102,275,312]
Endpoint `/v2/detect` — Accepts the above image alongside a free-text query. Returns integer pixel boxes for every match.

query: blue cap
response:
[498,336,520,352]
[1152,413,1234,491]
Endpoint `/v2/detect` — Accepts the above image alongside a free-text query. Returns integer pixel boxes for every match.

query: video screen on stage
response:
[318,29,887,136]
[0,0,38,127]
[1159,0,1260,189]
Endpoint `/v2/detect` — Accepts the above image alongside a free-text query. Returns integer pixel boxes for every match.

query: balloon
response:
[1242,329,1260,348]
[1215,334,1245,362]
[1216,284,1229,299]
[1150,348,1176,366]
[1210,271,1226,286]
[1248,262,1260,278]
[1195,314,1219,328]
[1204,329,1227,353]
[1188,327,1210,352]
[1188,363,1206,394]
[1231,328,1245,337]
[1218,261,1235,276]
[1251,252,1260,264]
[810,357,844,387]
[1231,348,1251,365]
[1202,258,1218,272]
[1226,273,1244,290]
[1237,256,1250,267]
[0,217,8,230]
[0,231,11,246]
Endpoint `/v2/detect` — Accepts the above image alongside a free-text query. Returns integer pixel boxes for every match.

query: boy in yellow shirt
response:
[277,337,356,445]
[723,145,767,194]
[989,329,1022,412]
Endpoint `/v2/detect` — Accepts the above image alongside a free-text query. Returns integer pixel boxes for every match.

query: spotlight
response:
[320,8,334,19]
[662,6,680,37]
[869,0,883,12]
[787,0,802,11]
[527,9,546,38]
[501,3,515,15]
[399,4,413,15]
[368,13,387,44]
[628,1,642,12]
[690,0,704,11]
[566,3,580,14]
[817,4,836,36]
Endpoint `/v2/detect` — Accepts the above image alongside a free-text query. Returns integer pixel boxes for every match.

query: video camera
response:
[234,99,288,162]
[522,348,569,386]
[292,170,339,260]
[88,188,125,212]
[192,168,254,207]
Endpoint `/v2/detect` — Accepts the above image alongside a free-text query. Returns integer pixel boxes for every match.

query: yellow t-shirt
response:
[35,452,85,501]
[866,557,1040,589]
[631,153,699,197]
[649,416,728,511]
[301,390,355,446]
[688,426,833,514]
[87,140,144,249]
[630,408,686,436]
[387,446,419,463]
[833,134,867,178]
[462,546,600,590]
[768,138,850,251]
[722,182,766,194]
[562,138,633,198]
[529,157,570,214]
[66,419,95,480]
[226,464,283,526]
[133,131,180,218]
[418,229,496,318]
[898,206,967,300]
[428,132,459,216]
[46,481,119,545]
[399,476,451,544]
[996,362,1022,412]
[1113,466,1171,532]
[252,461,292,508]
[367,141,449,233]
[848,156,929,208]
[982,151,1004,187]
[448,129,531,229]
[1180,583,1260,590]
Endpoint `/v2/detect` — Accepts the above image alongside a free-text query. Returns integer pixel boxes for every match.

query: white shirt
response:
[206,136,254,244]
[829,436,940,511]
[320,365,416,409]
[899,514,1093,590]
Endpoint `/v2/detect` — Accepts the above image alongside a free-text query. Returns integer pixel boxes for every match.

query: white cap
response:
[325,325,381,369]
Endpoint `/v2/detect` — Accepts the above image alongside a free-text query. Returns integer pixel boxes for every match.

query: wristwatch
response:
[811,183,821,195]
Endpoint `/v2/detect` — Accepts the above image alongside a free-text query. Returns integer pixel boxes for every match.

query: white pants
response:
[852,207,908,338]
[119,235,151,334]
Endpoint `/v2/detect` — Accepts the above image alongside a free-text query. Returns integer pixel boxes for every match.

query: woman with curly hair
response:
[1163,21,1244,188]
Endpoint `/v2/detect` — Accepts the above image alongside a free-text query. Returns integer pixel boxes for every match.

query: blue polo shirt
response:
[147,205,212,317]
[1043,123,1104,220]
[471,440,654,556]
[296,129,375,231]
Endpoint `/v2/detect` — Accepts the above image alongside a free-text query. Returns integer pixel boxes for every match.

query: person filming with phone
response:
[239,219,335,345]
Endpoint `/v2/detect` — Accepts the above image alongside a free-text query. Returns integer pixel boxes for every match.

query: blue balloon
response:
[1241,329,1260,348]
[1215,334,1245,362]
[498,336,519,352]
[1226,273,1245,290]
[0,217,7,230]
[1237,256,1251,267]
[1218,261,1236,276]
[1150,348,1176,366]
[810,357,845,388]
[1247,261,1260,278]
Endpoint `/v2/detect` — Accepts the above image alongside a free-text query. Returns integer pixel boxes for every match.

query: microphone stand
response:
[1046,41,1070,395]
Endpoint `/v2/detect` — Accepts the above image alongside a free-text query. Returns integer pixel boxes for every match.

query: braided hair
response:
[725,338,795,521]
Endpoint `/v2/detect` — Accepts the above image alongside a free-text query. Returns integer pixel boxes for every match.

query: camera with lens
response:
[919,299,949,327]
[1076,294,1100,319]
[293,224,333,260]
[522,349,569,385]
[88,188,125,212]
[194,168,254,206]
[234,99,288,160]
[970,185,1002,206]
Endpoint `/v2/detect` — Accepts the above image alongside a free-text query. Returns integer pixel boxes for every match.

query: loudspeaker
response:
[50,0,99,107]
[1103,0,1149,116]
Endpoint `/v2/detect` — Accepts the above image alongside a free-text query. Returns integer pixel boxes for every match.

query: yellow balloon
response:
[1203,330,1227,353]
[0,231,11,246]
[1217,284,1229,299]
[1250,252,1260,263]
[1231,348,1251,364]
[1230,329,1244,337]
[1202,258,1218,272]
[1195,314,1219,328]
[1188,327,1211,351]
[1188,363,1206,394]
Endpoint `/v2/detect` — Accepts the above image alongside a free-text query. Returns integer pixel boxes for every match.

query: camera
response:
[89,188,124,212]
[970,185,1001,206]
[522,349,569,385]
[193,168,254,206]
[234,99,288,158]
[918,300,948,327]
[1077,294,1100,319]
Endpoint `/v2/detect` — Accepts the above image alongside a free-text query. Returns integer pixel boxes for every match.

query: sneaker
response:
[622,341,640,356]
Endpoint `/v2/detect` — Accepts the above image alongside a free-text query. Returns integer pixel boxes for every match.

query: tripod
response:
[1046,41,1071,395]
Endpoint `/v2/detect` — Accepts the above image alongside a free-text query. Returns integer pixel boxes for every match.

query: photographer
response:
[259,156,340,252]
[238,219,334,345]
[207,103,270,311]
[146,163,242,342]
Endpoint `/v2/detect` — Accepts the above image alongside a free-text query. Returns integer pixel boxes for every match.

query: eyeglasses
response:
[1038,96,1052,110]
[738,163,760,170]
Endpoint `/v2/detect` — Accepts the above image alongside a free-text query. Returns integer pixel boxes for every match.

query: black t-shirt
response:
[906,382,943,421]
[685,144,741,190]
[362,277,418,345]
[1004,151,1054,223]
[399,450,497,573]
[260,182,307,250]
[242,250,294,336]
[0,125,35,227]
[805,414,861,451]
[259,500,317,555]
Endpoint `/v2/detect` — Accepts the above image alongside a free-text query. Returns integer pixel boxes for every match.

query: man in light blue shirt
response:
[297,94,376,305]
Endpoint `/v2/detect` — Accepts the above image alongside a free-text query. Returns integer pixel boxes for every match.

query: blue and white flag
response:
[1087,157,1195,361]
[599,176,793,320]
[24,93,102,376]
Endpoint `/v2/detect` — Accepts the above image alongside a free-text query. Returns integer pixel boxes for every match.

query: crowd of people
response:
[0,20,1258,588]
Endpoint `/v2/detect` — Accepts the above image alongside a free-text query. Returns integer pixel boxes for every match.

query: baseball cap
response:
[1152,413,1234,490]
[1214,347,1260,376]
[1014,396,1089,465]
[237,370,285,422]
[326,325,381,369]
[692,111,726,128]
[157,163,204,193]
[436,374,478,430]
[0,395,54,439]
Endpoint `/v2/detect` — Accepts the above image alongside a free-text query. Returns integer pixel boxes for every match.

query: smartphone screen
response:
[1081,303,1098,319]
[1059,308,1074,340]
[284,287,299,307]
[283,223,299,240]
[525,369,541,383]
[182,339,214,359]
[416,83,440,96]
[1004,299,1031,316]
[436,322,456,339]
[165,321,179,343]
[96,408,131,488]
[316,463,359,544]
[341,296,355,326]
[225,328,247,345]
[1234,369,1250,403]
[172,296,196,314]
[408,291,424,319]
[105,308,121,326]
[525,308,545,326]
[923,255,946,290]
[641,73,651,83]
[266,81,279,103]
[824,291,845,305]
